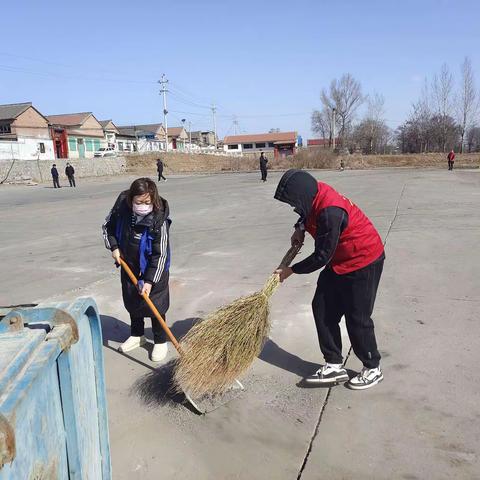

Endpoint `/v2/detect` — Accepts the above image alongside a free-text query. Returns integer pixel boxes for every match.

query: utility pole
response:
[211,103,217,149]
[158,74,169,152]
[332,107,336,150]
[189,121,192,151]
[233,115,239,135]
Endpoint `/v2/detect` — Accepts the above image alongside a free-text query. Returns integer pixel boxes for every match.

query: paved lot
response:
[1,169,479,479]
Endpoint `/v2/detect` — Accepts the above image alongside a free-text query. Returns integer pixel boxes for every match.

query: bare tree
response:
[431,63,454,152]
[311,108,334,146]
[456,57,479,153]
[321,73,364,143]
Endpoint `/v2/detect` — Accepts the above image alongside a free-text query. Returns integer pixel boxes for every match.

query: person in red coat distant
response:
[274,169,385,390]
[447,150,455,170]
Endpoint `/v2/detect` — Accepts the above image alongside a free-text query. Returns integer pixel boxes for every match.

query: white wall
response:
[0,137,55,161]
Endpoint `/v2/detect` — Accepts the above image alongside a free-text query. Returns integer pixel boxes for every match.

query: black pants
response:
[68,175,76,187]
[130,314,167,344]
[52,177,60,188]
[260,167,267,181]
[158,172,166,181]
[448,161,454,170]
[312,256,384,369]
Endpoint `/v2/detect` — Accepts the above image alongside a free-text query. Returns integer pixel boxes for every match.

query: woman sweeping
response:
[102,177,171,362]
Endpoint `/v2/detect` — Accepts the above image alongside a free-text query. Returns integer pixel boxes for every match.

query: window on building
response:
[243,143,253,149]
[39,143,45,153]
[0,123,11,134]
[94,139,101,151]
[227,144,238,150]
[86,139,94,151]
[255,142,266,148]
[118,142,124,151]
[268,142,275,148]
[68,138,77,152]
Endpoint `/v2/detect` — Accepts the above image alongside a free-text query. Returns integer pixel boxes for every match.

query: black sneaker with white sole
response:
[304,364,349,385]
[347,367,383,390]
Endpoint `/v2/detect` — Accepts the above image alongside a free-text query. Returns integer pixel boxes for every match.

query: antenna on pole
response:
[158,74,169,152]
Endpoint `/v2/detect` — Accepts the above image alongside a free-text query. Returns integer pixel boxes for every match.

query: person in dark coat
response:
[102,177,171,362]
[274,170,385,390]
[65,163,76,187]
[156,158,167,182]
[447,150,455,170]
[259,152,268,182]
[51,164,60,188]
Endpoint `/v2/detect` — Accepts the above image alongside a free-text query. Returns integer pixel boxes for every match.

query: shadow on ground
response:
[100,314,201,413]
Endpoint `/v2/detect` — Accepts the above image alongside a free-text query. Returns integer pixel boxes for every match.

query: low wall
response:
[0,157,125,184]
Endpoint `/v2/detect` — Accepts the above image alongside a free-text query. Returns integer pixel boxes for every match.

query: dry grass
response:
[173,274,280,397]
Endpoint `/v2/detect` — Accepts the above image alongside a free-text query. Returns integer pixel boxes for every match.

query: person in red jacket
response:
[274,169,385,390]
[447,150,455,170]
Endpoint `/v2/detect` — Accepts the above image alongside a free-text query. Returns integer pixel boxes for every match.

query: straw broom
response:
[173,244,301,398]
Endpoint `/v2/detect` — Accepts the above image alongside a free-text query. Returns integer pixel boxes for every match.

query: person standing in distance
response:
[157,158,167,182]
[65,162,76,187]
[51,164,60,188]
[447,149,455,171]
[259,151,268,182]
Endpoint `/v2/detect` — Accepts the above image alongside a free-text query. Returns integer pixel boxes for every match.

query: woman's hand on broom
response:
[275,266,293,283]
[112,248,121,266]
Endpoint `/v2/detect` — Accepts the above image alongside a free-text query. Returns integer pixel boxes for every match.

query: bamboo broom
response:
[173,244,301,398]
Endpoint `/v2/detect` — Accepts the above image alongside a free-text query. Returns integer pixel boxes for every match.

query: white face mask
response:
[132,203,153,216]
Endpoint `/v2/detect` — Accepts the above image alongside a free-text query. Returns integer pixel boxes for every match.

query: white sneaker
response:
[151,342,168,362]
[118,335,146,353]
[347,367,383,390]
[304,363,349,385]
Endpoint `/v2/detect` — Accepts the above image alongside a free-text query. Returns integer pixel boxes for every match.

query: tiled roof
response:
[0,102,33,121]
[224,131,297,144]
[167,127,186,137]
[46,112,92,126]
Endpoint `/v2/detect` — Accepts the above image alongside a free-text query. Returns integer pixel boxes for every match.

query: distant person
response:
[447,150,455,170]
[157,158,167,182]
[51,164,60,188]
[65,162,76,187]
[259,151,268,182]
[102,177,171,362]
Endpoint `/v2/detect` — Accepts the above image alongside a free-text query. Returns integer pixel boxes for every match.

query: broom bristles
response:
[173,274,280,397]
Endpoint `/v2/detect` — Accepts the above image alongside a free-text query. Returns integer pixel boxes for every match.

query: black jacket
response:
[102,192,171,316]
[157,160,164,172]
[259,155,268,169]
[65,165,75,176]
[51,167,59,178]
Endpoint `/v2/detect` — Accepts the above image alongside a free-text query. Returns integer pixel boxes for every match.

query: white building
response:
[0,102,54,160]
[223,131,298,158]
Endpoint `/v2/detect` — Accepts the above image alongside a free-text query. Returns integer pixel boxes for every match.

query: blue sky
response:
[1,0,479,140]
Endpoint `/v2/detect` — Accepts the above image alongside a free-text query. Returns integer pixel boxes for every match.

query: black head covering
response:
[274,169,319,222]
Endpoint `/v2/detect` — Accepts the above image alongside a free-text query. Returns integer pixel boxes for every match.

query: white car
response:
[94,147,116,157]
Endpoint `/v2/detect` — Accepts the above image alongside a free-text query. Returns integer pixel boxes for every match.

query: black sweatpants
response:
[158,171,166,181]
[130,314,167,344]
[260,167,267,181]
[52,177,60,188]
[68,175,76,187]
[448,160,454,170]
[312,255,384,369]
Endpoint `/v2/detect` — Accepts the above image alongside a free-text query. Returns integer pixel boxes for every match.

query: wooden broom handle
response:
[119,258,182,353]
[278,243,302,268]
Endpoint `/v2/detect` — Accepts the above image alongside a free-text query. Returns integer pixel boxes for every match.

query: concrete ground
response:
[1,169,479,479]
